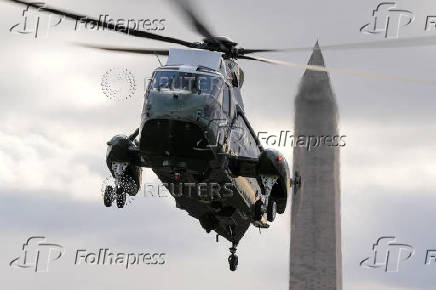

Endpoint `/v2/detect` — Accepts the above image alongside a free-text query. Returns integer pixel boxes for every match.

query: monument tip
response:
[308,40,325,67]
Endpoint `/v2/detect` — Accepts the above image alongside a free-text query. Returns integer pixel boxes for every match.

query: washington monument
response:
[290,43,342,290]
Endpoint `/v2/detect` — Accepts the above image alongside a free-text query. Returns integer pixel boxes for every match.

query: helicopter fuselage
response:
[106,48,290,244]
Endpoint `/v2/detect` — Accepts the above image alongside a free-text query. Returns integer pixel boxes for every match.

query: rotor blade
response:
[240,55,436,84]
[4,0,194,47]
[239,48,283,54]
[170,0,215,39]
[241,35,436,55]
[75,43,169,56]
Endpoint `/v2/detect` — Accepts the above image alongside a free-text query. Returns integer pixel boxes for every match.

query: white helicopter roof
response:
[166,48,223,71]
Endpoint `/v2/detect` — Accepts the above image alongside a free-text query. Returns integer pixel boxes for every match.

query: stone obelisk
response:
[290,42,342,290]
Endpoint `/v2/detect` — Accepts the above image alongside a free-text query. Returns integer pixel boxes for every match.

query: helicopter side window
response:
[222,84,231,116]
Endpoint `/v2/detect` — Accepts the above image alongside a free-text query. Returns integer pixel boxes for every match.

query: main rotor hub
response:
[200,36,240,58]
[203,36,237,47]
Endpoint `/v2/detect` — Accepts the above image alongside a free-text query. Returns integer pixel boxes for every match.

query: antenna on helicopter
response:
[154,54,163,67]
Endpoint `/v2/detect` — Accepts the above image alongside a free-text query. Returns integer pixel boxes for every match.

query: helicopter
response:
[6,0,432,272]
[5,0,299,271]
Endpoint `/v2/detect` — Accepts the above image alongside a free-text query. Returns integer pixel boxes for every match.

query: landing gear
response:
[228,243,239,271]
[104,185,115,207]
[256,175,279,224]
[254,199,263,221]
[102,174,138,209]
[266,199,277,222]
[119,175,138,196]
[254,197,276,223]
[116,186,126,208]
[112,161,132,208]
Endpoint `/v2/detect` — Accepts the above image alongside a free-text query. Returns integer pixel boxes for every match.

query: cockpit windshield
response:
[150,70,223,96]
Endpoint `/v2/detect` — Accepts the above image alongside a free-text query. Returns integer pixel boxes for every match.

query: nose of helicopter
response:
[139,90,221,163]
[138,117,215,165]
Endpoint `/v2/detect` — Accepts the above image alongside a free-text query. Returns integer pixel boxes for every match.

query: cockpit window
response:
[151,71,223,96]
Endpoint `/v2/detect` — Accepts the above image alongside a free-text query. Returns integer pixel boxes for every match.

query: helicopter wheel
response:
[116,186,126,208]
[228,243,239,271]
[104,185,114,207]
[254,199,263,221]
[228,253,238,271]
[266,199,277,222]
[120,175,138,196]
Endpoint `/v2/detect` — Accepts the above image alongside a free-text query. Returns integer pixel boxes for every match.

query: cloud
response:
[0,193,290,290]
[1,0,436,289]
[0,130,103,201]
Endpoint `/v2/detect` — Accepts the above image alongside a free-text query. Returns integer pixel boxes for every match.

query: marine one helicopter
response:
[9,0,427,271]
[5,0,300,271]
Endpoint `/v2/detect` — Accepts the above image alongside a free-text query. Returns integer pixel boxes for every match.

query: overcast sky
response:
[1,0,436,289]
